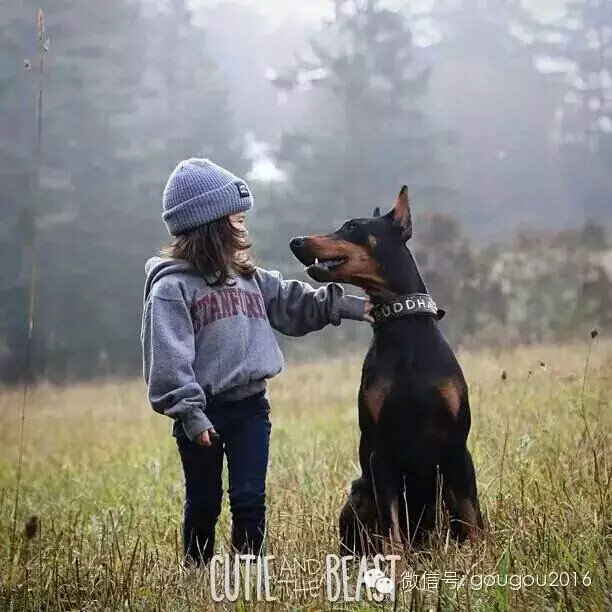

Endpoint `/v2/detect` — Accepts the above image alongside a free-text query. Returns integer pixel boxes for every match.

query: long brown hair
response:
[160,216,255,286]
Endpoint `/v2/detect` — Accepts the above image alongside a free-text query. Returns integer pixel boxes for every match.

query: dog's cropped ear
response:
[373,206,381,218]
[389,185,412,241]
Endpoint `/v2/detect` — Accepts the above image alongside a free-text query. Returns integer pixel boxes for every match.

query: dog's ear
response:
[389,185,412,241]
[373,206,381,218]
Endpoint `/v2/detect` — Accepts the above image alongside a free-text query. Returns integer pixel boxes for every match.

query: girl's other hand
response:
[364,299,374,324]
[195,428,218,447]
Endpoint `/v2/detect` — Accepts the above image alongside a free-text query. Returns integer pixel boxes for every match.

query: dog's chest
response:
[359,331,463,430]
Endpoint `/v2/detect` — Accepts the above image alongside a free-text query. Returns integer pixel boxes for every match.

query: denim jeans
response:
[175,391,271,565]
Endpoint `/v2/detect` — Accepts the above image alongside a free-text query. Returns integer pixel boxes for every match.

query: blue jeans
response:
[176,391,271,565]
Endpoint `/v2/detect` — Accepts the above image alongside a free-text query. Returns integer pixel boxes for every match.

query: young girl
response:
[141,158,371,566]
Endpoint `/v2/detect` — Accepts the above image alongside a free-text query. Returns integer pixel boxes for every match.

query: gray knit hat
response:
[162,158,253,235]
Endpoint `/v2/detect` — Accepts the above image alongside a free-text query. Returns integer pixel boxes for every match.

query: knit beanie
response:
[162,158,253,235]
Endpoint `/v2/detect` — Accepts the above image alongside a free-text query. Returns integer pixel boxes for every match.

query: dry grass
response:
[0,339,610,610]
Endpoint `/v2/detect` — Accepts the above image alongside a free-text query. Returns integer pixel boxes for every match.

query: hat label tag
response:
[235,181,250,198]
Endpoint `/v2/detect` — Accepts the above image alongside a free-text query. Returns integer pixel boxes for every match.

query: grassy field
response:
[0,339,610,611]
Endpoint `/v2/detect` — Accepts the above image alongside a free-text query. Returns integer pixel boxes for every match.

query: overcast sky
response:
[189,0,568,22]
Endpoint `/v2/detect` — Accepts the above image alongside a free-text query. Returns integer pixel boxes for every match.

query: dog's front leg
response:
[338,476,379,557]
[369,450,402,554]
[442,446,484,542]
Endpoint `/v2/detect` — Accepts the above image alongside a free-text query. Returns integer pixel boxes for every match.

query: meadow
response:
[0,338,609,611]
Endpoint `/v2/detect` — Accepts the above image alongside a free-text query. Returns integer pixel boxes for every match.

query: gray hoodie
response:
[141,256,365,440]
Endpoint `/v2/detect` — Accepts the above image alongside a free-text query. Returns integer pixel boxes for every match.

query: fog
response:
[0,0,610,382]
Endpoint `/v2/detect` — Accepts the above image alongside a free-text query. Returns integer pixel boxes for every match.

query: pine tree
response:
[517,0,612,221]
[520,0,612,150]
[0,0,239,382]
[271,0,450,232]
[422,0,581,235]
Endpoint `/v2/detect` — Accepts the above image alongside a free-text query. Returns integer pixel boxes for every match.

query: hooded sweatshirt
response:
[141,256,365,440]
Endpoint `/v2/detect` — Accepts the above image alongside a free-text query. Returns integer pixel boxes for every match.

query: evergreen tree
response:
[0,0,239,382]
[271,0,451,233]
[424,0,575,235]
[520,0,611,150]
[518,0,612,222]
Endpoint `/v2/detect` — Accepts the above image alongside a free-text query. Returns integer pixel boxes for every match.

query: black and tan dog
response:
[290,186,483,554]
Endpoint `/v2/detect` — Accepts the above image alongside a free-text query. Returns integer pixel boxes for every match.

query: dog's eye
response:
[344,221,358,231]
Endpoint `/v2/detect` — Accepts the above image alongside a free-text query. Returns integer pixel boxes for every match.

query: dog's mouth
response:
[303,256,348,282]
[290,242,347,271]
[290,236,350,281]
[295,253,347,282]
[306,256,347,273]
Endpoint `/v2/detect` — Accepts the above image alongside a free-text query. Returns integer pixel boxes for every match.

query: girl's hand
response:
[195,427,218,447]
[364,299,374,324]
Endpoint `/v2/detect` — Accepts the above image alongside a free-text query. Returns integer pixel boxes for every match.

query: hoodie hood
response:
[143,256,198,302]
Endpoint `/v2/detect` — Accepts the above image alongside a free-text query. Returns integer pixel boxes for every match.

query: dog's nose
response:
[290,237,306,250]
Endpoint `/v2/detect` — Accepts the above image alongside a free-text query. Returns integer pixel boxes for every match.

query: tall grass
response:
[0,340,609,610]
[9,8,48,595]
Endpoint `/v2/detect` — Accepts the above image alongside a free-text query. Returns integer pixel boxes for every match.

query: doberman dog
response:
[290,186,484,554]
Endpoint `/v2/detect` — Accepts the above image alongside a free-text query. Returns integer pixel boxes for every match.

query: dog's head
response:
[290,186,414,297]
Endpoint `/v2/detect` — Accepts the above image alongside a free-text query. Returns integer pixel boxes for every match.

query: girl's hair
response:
[160,216,255,286]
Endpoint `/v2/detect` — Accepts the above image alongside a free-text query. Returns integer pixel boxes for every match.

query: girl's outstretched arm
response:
[254,268,367,337]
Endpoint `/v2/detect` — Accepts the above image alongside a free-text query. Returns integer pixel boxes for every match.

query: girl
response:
[141,158,371,566]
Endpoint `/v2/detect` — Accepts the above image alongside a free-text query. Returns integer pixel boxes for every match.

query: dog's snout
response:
[290,236,318,268]
[290,237,306,251]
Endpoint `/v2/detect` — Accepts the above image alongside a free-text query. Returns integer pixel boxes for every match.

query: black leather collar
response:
[371,293,446,327]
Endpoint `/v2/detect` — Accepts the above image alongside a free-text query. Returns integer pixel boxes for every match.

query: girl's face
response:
[229,212,247,234]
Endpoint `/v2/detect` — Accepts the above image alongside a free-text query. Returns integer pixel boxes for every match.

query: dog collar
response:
[371,293,446,327]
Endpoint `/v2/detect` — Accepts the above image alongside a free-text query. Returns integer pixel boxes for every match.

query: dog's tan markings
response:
[363,379,392,424]
[367,234,377,249]
[435,378,463,418]
[304,235,387,291]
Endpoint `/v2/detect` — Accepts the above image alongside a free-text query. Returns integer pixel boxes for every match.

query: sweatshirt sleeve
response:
[141,294,213,441]
[253,268,366,337]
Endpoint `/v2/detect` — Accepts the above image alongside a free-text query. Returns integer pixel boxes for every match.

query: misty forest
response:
[1,0,611,383]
